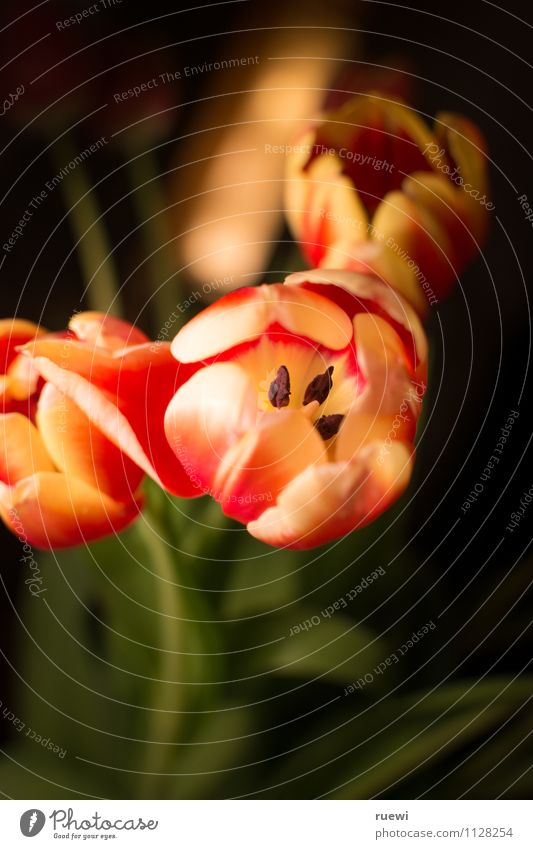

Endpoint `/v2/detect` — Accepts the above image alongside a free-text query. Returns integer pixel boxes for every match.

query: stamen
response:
[304,365,334,406]
[315,414,344,440]
[268,365,291,408]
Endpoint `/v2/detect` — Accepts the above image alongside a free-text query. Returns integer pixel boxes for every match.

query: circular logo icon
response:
[20,810,46,837]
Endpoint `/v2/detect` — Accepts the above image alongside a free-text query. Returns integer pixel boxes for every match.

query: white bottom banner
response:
[0,800,531,848]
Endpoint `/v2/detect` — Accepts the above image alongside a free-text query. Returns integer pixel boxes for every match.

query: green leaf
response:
[246,611,384,686]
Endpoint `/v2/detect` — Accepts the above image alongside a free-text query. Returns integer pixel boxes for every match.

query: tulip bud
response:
[284,93,490,316]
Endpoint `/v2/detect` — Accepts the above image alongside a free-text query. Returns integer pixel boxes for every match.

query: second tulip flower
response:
[164,270,427,549]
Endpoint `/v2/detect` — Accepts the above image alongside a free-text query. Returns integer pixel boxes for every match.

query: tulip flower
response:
[0,312,197,549]
[164,270,427,549]
[285,93,490,315]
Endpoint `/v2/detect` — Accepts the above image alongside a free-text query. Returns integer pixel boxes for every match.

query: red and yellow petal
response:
[214,409,327,523]
[0,319,43,369]
[164,362,258,495]
[36,383,145,503]
[0,471,142,550]
[319,239,428,317]
[401,173,479,272]
[372,188,456,295]
[27,352,197,498]
[435,112,489,203]
[334,411,408,461]
[19,341,197,498]
[340,95,437,170]
[284,268,427,378]
[285,141,369,267]
[18,336,173,394]
[247,440,413,549]
[1,319,44,411]
[171,284,353,364]
[0,413,55,485]
[5,351,42,405]
[69,311,149,351]
[290,95,436,217]
[351,313,425,429]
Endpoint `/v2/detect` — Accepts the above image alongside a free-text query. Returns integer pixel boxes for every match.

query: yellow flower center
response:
[233,336,359,443]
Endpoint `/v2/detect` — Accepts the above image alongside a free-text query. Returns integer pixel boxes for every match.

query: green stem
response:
[52,135,122,315]
[127,153,181,333]
[134,510,186,798]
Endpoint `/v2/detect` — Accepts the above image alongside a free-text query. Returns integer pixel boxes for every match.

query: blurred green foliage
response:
[1,480,531,799]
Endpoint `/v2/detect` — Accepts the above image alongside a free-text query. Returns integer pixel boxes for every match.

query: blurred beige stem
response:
[171,13,357,293]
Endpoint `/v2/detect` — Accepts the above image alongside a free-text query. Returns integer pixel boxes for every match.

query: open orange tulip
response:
[165,270,427,549]
[0,312,197,549]
[285,93,490,315]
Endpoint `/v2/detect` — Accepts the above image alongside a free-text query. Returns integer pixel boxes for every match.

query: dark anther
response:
[303,365,334,406]
[315,414,344,440]
[268,365,291,408]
